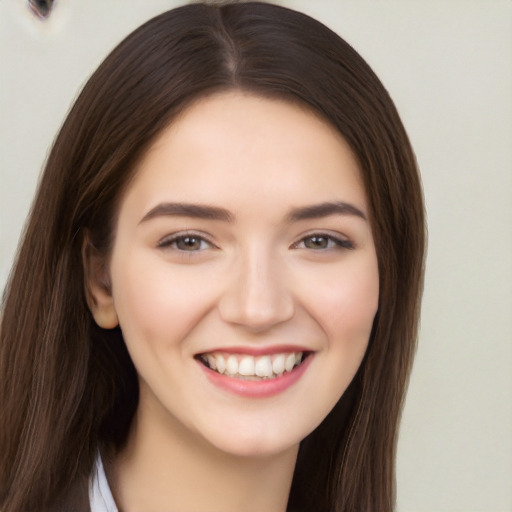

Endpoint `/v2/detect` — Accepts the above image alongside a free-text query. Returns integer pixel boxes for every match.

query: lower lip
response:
[198,355,313,398]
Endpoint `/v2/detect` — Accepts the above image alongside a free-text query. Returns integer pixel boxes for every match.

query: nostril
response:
[28,0,55,19]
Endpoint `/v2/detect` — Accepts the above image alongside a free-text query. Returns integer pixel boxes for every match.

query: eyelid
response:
[290,230,355,250]
[157,230,217,250]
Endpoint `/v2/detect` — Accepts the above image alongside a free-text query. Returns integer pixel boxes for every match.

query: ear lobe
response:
[82,235,119,329]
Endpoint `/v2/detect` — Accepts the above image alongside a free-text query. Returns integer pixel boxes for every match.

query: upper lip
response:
[196,345,312,356]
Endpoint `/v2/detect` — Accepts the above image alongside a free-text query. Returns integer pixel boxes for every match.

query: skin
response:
[87,91,379,512]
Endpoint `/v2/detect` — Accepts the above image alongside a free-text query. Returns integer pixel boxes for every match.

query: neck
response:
[108,399,299,512]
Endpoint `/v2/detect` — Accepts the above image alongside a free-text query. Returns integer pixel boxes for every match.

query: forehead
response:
[121,91,367,218]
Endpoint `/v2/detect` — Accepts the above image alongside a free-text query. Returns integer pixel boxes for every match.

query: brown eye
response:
[295,234,354,250]
[303,236,330,249]
[176,236,202,251]
[158,234,213,251]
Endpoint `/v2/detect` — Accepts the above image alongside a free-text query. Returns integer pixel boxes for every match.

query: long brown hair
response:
[0,3,425,511]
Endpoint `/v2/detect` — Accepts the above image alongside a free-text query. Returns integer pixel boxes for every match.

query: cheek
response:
[303,257,379,392]
[308,258,379,342]
[109,252,216,351]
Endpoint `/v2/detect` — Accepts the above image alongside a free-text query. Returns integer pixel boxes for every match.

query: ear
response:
[82,234,119,329]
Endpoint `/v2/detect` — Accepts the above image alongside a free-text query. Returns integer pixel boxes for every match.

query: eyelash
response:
[158,232,354,252]
[157,232,216,252]
[291,233,354,251]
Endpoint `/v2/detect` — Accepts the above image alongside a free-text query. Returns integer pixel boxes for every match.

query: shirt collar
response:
[89,452,118,512]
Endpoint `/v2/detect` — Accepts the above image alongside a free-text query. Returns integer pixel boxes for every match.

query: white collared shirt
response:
[89,454,118,512]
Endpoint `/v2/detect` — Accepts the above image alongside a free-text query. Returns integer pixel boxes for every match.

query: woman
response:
[0,2,425,511]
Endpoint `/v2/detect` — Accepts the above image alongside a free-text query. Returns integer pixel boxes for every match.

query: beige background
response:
[1,1,511,510]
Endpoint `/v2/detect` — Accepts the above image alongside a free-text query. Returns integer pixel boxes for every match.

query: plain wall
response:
[1,1,511,510]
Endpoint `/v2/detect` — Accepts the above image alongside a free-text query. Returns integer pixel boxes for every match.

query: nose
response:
[218,246,295,332]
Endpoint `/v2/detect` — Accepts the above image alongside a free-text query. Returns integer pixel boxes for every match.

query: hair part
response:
[0,3,425,511]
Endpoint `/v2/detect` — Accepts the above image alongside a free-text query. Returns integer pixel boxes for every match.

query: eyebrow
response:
[139,202,234,224]
[139,200,367,225]
[286,201,367,222]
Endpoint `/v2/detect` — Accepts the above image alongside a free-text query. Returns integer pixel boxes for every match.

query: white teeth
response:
[225,355,238,375]
[285,353,296,372]
[272,354,285,375]
[200,351,307,380]
[216,355,226,374]
[207,355,217,371]
[239,356,255,376]
[255,356,273,378]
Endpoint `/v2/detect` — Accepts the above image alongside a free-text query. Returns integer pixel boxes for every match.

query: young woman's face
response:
[100,92,379,458]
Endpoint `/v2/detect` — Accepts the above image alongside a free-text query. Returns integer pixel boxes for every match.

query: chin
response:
[214,437,299,460]
[197,420,307,460]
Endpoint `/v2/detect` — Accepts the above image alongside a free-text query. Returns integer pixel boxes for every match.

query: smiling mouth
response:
[196,351,309,380]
